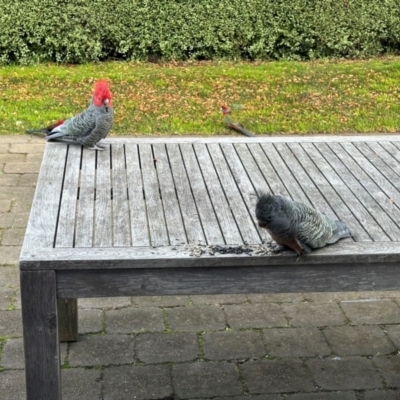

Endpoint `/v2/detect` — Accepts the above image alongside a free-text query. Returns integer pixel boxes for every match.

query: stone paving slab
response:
[61,368,102,400]
[135,332,199,363]
[1,228,26,246]
[103,365,172,400]
[166,305,227,332]
[190,294,248,305]
[385,324,400,348]
[340,299,400,324]
[0,265,20,286]
[224,303,287,329]
[0,200,11,213]
[0,213,29,229]
[0,287,14,310]
[78,296,132,309]
[132,295,190,307]
[306,356,383,390]
[282,302,347,327]
[172,361,243,398]
[0,370,26,400]
[0,310,22,336]
[1,338,67,369]
[240,359,315,393]
[372,355,400,387]
[263,327,331,357]
[78,309,104,334]
[105,306,165,333]
[286,393,357,400]
[1,136,400,399]
[203,330,265,360]
[193,396,283,400]
[68,334,133,367]
[323,325,396,356]
[364,389,400,400]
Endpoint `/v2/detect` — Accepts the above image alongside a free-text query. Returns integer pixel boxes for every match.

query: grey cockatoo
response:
[26,80,113,151]
[220,105,254,137]
[255,192,351,255]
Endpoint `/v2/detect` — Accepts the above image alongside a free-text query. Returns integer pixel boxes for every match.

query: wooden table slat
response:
[152,144,187,245]
[179,143,225,244]
[246,143,291,198]
[23,144,68,250]
[139,144,170,246]
[316,142,400,241]
[354,142,400,194]
[166,144,205,244]
[220,143,270,242]
[367,141,400,179]
[208,144,261,244]
[94,147,112,247]
[74,148,96,247]
[273,143,340,222]
[379,141,400,165]
[55,145,81,247]
[301,142,390,242]
[261,142,314,207]
[125,144,150,246]
[111,144,131,247]
[329,142,400,227]
[287,143,372,241]
[341,142,400,221]
[194,143,243,244]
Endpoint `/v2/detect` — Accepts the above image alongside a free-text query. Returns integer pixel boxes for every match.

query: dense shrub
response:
[1,0,400,64]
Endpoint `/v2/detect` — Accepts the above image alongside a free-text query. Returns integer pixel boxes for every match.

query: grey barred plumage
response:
[255,192,351,255]
[26,80,113,151]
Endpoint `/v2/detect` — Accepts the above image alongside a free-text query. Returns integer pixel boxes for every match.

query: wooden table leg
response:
[58,298,78,342]
[21,270,61,400]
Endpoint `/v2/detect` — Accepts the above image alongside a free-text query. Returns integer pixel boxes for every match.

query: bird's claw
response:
[86,144,105,151]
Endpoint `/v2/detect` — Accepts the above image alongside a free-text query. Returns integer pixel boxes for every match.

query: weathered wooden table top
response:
[20,136,400,270]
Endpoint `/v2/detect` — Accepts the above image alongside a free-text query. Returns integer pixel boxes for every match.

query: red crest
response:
[93,79,112,107]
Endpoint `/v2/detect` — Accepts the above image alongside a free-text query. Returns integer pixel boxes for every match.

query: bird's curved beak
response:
[103,98,109,111]
[257,220,268,228]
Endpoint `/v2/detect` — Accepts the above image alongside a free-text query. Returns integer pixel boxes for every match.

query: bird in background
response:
[255,192,351,256]
[220,105,254,137]
[26,79,113,151]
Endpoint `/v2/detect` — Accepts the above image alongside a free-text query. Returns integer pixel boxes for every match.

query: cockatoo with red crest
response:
[26,80,113,151]
[220,105,254,137]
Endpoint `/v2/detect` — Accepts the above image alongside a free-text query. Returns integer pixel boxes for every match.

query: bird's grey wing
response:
[297,208,332,249]
[77,118,111,149]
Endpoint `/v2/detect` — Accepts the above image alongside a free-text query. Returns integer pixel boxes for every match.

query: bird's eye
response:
[267,216,272,221]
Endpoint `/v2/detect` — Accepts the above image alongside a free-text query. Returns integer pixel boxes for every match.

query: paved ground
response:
[0,135,400,400]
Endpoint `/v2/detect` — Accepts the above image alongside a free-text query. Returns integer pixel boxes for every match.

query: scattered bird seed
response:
[186,243,281,257]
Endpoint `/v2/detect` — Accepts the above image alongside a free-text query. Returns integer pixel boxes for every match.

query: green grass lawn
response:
[1,58,400,136]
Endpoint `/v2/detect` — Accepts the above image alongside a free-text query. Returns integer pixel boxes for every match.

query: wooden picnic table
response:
[20,136,400,399]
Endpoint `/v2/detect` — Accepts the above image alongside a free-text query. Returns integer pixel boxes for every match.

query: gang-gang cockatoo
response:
[255,192,351,255]
[220,105,254,137]
[26,79,113,151]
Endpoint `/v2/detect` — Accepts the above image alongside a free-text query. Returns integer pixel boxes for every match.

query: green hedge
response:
[1,0,400,64]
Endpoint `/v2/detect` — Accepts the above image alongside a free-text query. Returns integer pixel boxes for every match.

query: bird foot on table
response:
[271,245,286,254]
[86,144,105,151]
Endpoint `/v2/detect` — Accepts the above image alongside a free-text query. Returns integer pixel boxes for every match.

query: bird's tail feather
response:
[26,129,47,135]
[226,123,254,137]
